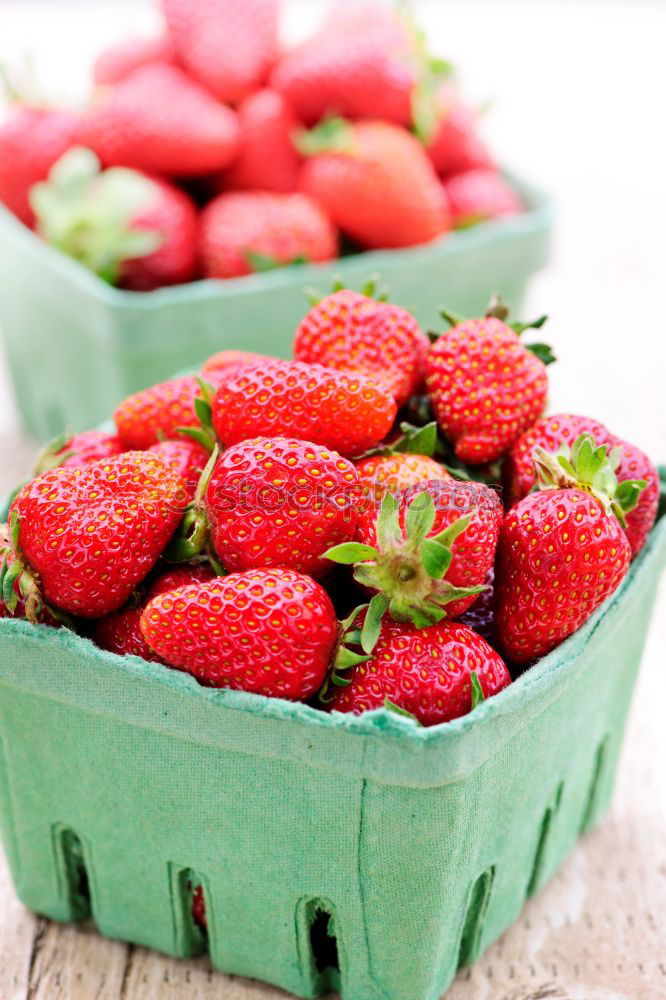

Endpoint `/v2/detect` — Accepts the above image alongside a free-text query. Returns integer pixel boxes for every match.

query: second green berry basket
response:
[0,474,663,1000]
[0,171,552,442]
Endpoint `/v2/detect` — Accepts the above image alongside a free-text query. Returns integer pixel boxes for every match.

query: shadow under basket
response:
[0,482,663,1000]
[0,171,553,442]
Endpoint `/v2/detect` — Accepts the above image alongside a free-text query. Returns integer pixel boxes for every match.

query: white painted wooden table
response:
[0,2,665,998]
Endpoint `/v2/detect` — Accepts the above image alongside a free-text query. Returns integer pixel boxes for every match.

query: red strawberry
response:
[222,89,300,194]
[445,169,522,227]
[0,106,79,225]
[201,349,275,383]
[299,120,450,249]
[354,452,451,535]
[93,35,174,85]
[6,452,187,619]
[425,310,549,464]
[149,440,210,501]
[161,0,279,104]
[495,435,639,664]
[293,288,430,407]
[114,376,202,449]
[211,360,397,457]
[92,563,215,661]
[425,87,494,178]
[204,437,359,577]
[77,64,240,177]
[271,3,418,127]
[141,569,338,699]
[327,478,502,626]
[34,430,125,473]
[0,525,58,625]
[328,615,510,726]
[200,191,338,279]
[504,414,659,557]
[32,149,198,290]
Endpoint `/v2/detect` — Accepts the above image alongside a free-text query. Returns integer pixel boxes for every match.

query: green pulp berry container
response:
[0,478,663,1000]
[0,172,553,443]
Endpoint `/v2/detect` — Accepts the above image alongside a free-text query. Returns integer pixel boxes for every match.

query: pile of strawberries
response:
[0,0,523,291]
[1,285,659,728]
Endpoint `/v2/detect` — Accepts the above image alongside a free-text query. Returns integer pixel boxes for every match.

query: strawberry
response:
[425,304,550,464]
[0,525,59,625]
[77,64,240,177]
[204,437,359,577]
[293,285,430,407]
[211,360,397,457]
[114,375,203,449]
[222,89,300,194]
[34,430,125,473]
[504,414,659,556]
[149,440,210,501]
[445,169,522,227]
[271,3,419,127]
[161,0,279,104]
[140,569,338,699]
[299,120,450,249]
[93,35,174,86]
[92,563,215,661]
[495,435,642,664]
[327,615,511,726]
[326,478,502,628]
[4,452,187,620]
[354,452,451,536]
[32,148,198,290]
[425,87,494,178]
[200,191,337,279]
[201,349,275,383]
[0,106,79,225]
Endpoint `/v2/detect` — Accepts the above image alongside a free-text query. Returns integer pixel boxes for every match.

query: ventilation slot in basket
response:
[527,781,565,897]
[457,866,495,968]
[52,825,92,921]
[580,737,609,833]
[168,864,209,958]
[299,898,341,994]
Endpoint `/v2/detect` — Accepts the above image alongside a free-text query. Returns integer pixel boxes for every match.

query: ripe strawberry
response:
[149,440,210,501]
[293,288,430,407]
[204,437,359,577]
[161,0,279,104]
[328,615,511,727]
[222,89,300,194]
[93,35,174,85]
[77,64,240,177]
[495,435,640,664]
[0,106,79,225]
[92,563,215,661]
[299,120,450,249]
[114,376,202,449]
[425,310,549,464]
[32,149,198,290]
[211,360,397,457]
[201,349,275,383]
[34,430,125,473]
[6,452,187,619]
[355,452,451,535]
[445,169,522,227]
[504,414,659,557]
[425,87,494,178]
[141,569,337,699]
[200,191,338,279]
[271,3,418,127]
[327,478,502,627]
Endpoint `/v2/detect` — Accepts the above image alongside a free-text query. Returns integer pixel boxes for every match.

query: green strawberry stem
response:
[304,273,389,308]
[532,433,647,526]
[318,602,371,704]
[470,670,485,709]
[164,445,219,561]
[324,491,486,633]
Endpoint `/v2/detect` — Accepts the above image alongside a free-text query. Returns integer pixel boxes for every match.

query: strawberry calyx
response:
[435,294,555,365]
[324,491,486,630]
[318,602,371,703]
[532,432,647,527]
[164,444,219,562]
[304,273,390,308]
[30,147,163,285]
[470,670,486,709]
[175,377,217,452]
[0,513,69,625]
[293,116,356,158]
[33,431,76,474]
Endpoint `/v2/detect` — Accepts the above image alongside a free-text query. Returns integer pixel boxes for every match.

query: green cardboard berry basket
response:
[0,171,553,443]
[0,475,663,1000]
